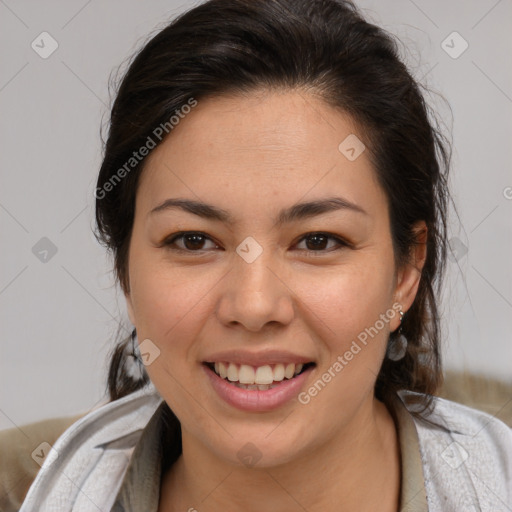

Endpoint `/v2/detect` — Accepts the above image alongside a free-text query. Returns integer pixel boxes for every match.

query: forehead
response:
[137,89,385,221]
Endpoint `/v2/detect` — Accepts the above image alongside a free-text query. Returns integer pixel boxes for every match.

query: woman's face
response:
[125,89,424,468]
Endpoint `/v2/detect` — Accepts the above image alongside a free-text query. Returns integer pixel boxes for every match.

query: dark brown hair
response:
[95,0,453,417]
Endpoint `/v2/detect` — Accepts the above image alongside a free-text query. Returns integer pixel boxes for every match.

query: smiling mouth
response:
[203,361,316,390]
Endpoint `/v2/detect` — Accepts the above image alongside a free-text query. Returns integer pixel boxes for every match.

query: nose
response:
[215,250,295,333]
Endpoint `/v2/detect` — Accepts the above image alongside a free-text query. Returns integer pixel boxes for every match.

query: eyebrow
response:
[149,196,368,226]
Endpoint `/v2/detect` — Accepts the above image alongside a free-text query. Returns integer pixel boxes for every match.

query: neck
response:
[159,395,400,512]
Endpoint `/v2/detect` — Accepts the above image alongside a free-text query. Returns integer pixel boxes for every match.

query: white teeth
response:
[284,363,295,379]
[239,364,255,384]
[211,361,309,384]
[232,382,280,390]
[227,363,238,382]
[255,365,274,384]
[273,363,285,381]
[218,362,228,379]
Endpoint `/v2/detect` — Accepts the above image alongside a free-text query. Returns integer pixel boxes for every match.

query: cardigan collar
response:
[112,392,428,511]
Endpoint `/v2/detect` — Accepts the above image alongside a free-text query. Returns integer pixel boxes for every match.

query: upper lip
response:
[202,349,315,367]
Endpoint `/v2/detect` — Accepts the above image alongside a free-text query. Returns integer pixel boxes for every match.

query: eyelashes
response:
[163,232,219,252]
[161,231,351,255]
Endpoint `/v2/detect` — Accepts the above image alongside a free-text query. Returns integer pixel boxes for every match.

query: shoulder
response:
[17,385,163,511]
[400,390,512,511]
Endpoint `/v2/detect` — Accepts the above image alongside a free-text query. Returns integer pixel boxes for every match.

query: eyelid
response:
[162,230,351,254]
[162,231,220,251]
[294,232,350,251]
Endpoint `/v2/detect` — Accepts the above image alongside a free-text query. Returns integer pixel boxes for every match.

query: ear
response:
[392,220,427,331]
[125,289,136,326]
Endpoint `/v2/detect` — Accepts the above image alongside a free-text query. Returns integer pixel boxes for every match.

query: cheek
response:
[131,269,201,340]
[128,256,222,369]
[128,265,209,414]
[290,262,396,430]
[295,255,395,379]
[300,256,394,327]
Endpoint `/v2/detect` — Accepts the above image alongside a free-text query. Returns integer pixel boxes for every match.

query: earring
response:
[125,328,145,380]
[387,309,408,361]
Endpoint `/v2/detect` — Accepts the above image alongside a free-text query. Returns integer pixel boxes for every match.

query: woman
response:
[18,0,512,510]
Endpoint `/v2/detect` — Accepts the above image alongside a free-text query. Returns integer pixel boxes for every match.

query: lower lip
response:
[202,363,315,412]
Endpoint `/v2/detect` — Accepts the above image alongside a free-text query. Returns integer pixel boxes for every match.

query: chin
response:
[203,429,311,470]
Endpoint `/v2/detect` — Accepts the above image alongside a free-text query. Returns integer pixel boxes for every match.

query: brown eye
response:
[164,232,219,252]
[162,231,348,255]
[295,232,348,253]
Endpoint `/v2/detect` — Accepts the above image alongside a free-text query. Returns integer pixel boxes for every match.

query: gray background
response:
[1,0,511,429]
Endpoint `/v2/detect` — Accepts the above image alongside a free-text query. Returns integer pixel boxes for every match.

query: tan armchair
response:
[0,413,85,511]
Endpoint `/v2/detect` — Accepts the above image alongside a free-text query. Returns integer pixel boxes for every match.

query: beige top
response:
[112,393,428,511]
